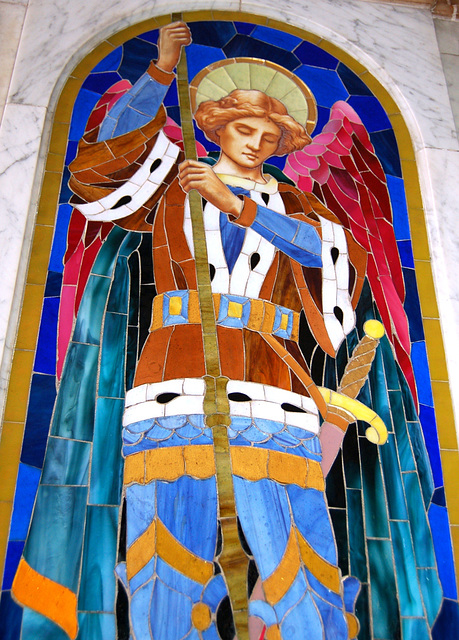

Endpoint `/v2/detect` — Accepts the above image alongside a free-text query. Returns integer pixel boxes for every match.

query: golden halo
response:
[189,57,317,134]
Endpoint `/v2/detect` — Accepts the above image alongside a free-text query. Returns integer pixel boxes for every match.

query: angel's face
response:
[216,117,281,171]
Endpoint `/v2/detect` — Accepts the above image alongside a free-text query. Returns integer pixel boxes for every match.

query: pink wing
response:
[284,101,418,409]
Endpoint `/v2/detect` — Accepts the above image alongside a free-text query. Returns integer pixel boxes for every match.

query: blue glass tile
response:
[346,489,367,582]
[51,342,99,441]
[156,558,202,601]
[432,599,459,640]
[295,66,349,107]
[0,590,23,640]
[220,212,246,273]
[402,617,431,640]
[223,35,300,72]
[428,504,457,599]
[432,486,446,507]
[411,343,433,406]
[329,508,348,576]
[404,269,425,343]
[163,77,179,107]
[150,579,193,640]
[387,175,410,240]
[82,71,122,95]
[34,298,59,374]
[294,41,338,69]
[49,204,73,273]
[9,463,41,540]
[2,541,24,589]
[397,239,415,268]
[251,25,302,51]
[265,155,287,172]
[417,568,443,626]
[359,438,389,538]
[157,476,217,561]
[65,140,78,164]
[89,398,124,506]
[336,62,372,96]
[419,404,443,488]
[380,435,408,519]
[78,506,118,611]
[72,275,111,345]
[403,472,436,568]
[91,46,122,73]
[189,21,236,48]
[186,44,226,83]
[77,613,116,639]
[354,584,370,640]
[24,485,87,591]
[59,167,73,203]
[390,521,424,616]
[44,270,63,297]
[312,105,330,136]
[137,29,159,45]
[234,21,255,36]
[167,104,181,126]
[367,539,400,639]
[21,608,69,640]
[69,89,103,140]
[348,96,392,131]
[98,312,127,399]
[21,373,56,468]
[42,437,90,486]
[369,129,402,177]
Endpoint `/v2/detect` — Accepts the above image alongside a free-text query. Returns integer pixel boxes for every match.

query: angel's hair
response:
[194,89,311,155]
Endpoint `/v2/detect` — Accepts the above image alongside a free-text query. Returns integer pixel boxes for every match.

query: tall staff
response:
[171,15,250,640]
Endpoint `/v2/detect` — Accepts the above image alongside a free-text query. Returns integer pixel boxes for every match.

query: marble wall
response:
[0,0,458,434]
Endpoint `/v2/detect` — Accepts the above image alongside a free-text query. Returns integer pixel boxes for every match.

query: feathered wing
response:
[284,101,417,409]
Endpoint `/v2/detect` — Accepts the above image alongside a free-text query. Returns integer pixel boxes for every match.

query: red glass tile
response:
[63,241,84,285]
[57,284,76,379]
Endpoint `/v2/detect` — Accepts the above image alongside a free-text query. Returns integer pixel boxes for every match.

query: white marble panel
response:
[0,102,47,397]
[435,18,459,55]
[0,2,27,121]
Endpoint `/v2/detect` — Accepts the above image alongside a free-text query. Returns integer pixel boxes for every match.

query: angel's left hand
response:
[178,160,243,217]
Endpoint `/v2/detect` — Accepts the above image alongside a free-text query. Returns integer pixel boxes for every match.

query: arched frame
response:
[0,8,458,635]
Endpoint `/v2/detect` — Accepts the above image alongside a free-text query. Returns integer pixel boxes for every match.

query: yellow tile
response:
[441,450,459,524]
[183,10,213,21]
[15,284,45,351]
[169,296,182,316]
[54,78,82,125]
[45,152,65,173]
[402,161,424,210]
[0,422,24,501]
[389,114,415,162]
[48,121,70,154]
[27,225,54,285]
[212,10,245,22]
[320,42,367,75]
[432,382,458,450]
[153,14,172,27]
[228,301,243,318]
[107,19,159,47]
[38,172,61,221]
[0,500,14,581]
[450,525,459,588]
[414,261,439,318]
[266,18,319,42]
[423,319,448,380]
[71,41,116,79]
[36,192,59,226]
[234,12,268,26]
[409,208,430,261]
[3,351,35,423]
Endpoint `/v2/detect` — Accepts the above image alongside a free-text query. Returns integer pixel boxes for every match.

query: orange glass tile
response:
[27,225,54,285]
[3,350,34,423]
[15,284,45,351]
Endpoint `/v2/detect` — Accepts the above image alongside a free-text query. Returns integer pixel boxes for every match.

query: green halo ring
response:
[189,57,317,134]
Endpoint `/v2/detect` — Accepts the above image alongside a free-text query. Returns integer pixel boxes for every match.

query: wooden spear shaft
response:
[172,16,250,639]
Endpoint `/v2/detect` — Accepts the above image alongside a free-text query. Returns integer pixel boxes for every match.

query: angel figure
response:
[13,20,445,640]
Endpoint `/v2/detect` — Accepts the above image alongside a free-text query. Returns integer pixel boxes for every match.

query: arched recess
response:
[0,9,458,639]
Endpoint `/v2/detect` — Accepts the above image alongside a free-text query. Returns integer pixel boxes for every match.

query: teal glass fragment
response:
[51,342,99,441]
[401,617,431,640]
[107,256,130,314]
[92,227,128,275]
[24,485,87,591]
[380,435,408,520]
[21,608,69,640]
[98,312,127,399]
[72,275,111,345]
[403,472,436,568]
[359,438,389,538]
[77,612,116,639]
[390,521,424,617]
[78,506,119,611]
[329,508,348,576]
[42,437,90,486]
[418,568,443,626]
[346,488,367,583]
[367,539,400,639]
[89,398,124,506]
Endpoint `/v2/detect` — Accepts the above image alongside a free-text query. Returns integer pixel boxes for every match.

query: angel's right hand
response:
[157,22,192,73]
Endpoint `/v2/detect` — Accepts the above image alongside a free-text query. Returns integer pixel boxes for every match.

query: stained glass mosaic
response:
[0,12,458,640]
